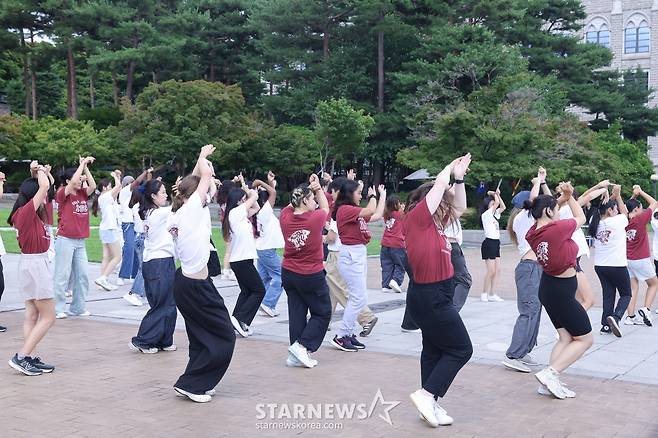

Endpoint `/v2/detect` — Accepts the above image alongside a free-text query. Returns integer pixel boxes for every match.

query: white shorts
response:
[627,258,656,281]
[18,253,54,300]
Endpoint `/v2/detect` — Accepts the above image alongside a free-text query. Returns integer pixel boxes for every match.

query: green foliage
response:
[79,106,122,130]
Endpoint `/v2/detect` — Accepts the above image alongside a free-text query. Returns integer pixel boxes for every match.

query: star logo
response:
[368,389,400,426]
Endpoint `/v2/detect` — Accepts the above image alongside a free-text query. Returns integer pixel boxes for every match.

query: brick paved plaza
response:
[1,246,658,437]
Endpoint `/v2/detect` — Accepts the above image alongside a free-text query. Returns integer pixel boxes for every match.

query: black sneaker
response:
[359,316,378,337]
[600,325,612,335]
[350,335,366,349]
[8,354,42,376]
[330,335,358,352]
[29,357,55,373]
[606,316,622,337]
[0,325,6,332]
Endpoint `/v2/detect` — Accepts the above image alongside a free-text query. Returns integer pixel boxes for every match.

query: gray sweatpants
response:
[506,259,542,359]
[450,243,472,312]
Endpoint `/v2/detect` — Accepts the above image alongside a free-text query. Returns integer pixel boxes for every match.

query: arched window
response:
[585,19,610,48]
[625,17,650,53]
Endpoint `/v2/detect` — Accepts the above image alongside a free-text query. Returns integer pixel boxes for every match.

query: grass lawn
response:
[0,208,382,262]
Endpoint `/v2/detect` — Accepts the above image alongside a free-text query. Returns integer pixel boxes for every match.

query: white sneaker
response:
[559,380,576,398]
[410,390,439,427]
[220,272,229,280]
[123,293,143,306]
[230,315,248,338]
[401,328,421,333]
[259,304,279,317]
[162,344,177,352]
[205,389,216,396]
[95,277,116,291]
[433,402,454,426]
[389,280,403,293]
[288,342,316,368]
[488,294,504,302]
[381,287,393,293]
[624,315,644,326]
[174,387,211,403]
[65,290,72,298]
[286,353,305,367]
[228,270,236,281]
[501,357,531,373]
[534,367,566,399]
[537,385,551,396]
[638,307,653,327]
[55,312,68,319]
[116,278,125,286]
[129,341,158,354]
[480,293,489,302]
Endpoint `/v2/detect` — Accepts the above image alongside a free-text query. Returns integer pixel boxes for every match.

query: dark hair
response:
[625,198,641,214]
[332,179,360,220]
[291,184,313,209]
[250,189,270,238]
[60,167,77,184]
[222,188,247,241]
[171,175,201,213]
[384,194,401,221]
[478,195,495,226]
[328,177,347,194]
[217,179,237,205]
[523,195,557,220]
[91,178,112,217]
[588,199,617,238]
[139,180,165,220]
[8,177,47,225]
[128,186,142,209]
[404,182,457,227]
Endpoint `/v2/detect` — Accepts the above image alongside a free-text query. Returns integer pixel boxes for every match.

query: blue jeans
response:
[119,222,138,279]
[257,249,283,309]
[54,236,89,314]
[130,233,145,297]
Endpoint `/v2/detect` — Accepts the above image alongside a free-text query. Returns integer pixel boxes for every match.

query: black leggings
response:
[231,259,266,325]
[594,266,632,326]
[407,278,473,398]
[538,273,591,337]
[0,257,4,302]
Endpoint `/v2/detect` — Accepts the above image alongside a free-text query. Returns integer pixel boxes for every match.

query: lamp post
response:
[651,174,658,198]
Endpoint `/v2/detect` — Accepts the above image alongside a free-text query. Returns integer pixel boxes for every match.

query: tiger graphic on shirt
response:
[626,229,637,242]
[596,229,612,244]
[384,218,396,231]
[288,229,310,250]
[536,241,549,265]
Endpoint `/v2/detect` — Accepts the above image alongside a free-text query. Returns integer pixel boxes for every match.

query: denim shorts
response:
[100,229,120,244]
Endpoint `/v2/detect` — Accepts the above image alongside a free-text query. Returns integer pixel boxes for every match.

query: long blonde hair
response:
[405,182,458,228]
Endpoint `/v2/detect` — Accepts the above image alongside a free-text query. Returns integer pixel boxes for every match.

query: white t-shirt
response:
[512,209,535,257]
[328,219,342,252]
[559,206,589,258]
[651,215,658,261]
[229,204,258,262]
[593,214,629,267]
[98,191,120,231]
[144,206,174,262]
[118,185,134,223]
[0,234,5,256]
[444,219,463,245]
[256,202,285,251]
[133,203,144,234]
[481,208,501,240]
[167,193,213,274]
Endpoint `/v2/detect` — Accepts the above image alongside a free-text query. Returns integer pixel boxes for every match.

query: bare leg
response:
[483,259,495,294]
[101,241,122,277]
[628,277,639,316]
[491,257,501,294]
[550,329,593,373]
[20,299,55,357]
[645,277,658,308]
[23,300,38,340]
[100,244,109,276]
[575,271,595,310]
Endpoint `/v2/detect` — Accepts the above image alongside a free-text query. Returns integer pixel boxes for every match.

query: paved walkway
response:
[1,249,658,436]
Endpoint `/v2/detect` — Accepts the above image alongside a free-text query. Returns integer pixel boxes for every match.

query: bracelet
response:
[368,194,376,200]
[540,182,546,186]
[454,179,464,184]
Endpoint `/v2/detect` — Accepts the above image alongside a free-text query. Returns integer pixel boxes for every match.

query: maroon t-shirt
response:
[626,208,652,260]
[526,218,578,276]
[402,198,454,284]
[45,200,54,226]
[13,203,50,254]
[56,187,90,239]
[336,205,371,245]
[381,211,405,248]
[280,206,327,274]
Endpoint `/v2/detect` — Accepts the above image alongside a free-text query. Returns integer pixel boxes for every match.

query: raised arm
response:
[253,171,277,207]
[496,191,506,213]
[195,144,215,202]
[243,189,260,214]
[633,185,658,211]
[65,157,88,196]
[83,157,97,196]
[309,174,329,213]
[32,165,50,210]
[369,185,388,222]
[579,187,608,206]
[131,167,153,190]
[612,184,628,216]
[561,182,586,227]
[451,159,469,217]
[581,179,610,200]
[427,154,471,215]
[359,186,379,218]
[110,170,122,199]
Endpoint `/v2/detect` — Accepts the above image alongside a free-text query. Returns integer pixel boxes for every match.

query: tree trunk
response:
[66,45,78,119]
[20,32,30,116]
[152,71,157,83]
[112,72,119,106]
[210,63,216,82]
[377,12,384,113]
[126,60,135,102]
[322,26,329,61]
[29,30,37,120]
[89,73,95,109]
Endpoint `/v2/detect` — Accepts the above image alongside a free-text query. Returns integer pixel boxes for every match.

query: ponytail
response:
[506,208,523,247]
[588,200,616,238]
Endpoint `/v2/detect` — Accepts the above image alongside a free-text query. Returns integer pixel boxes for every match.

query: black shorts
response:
[481,238,500,260]
[575,256,583,273]
[538,273,591,337]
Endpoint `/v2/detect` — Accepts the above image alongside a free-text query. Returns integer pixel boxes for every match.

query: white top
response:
[559,206,589,258]
[0,234,5,256]
[481,208,501,240]
[133,203,144,234]
[229,204,258,262]
[98,191,120,231]
[651,215,658,261]
[119,185,134,223]
[256,202,285,250]
[328,219,342,252]
[593,214,629,267]
[512,209,535,257]
[168,193,212,274]
[444,219,463,245]
[144,206,175,262]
